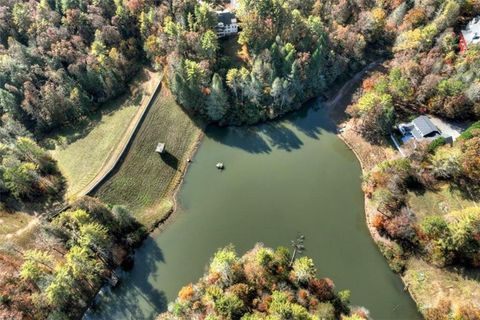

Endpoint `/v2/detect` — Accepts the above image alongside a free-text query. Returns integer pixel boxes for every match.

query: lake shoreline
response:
[336,122,422,312]
[86,62,419,319]
[323,59,422,315]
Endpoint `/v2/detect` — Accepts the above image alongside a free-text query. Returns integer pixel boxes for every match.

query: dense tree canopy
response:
[0,0,142,134]
[158,0,394,124]
[15,197,146,318]
[348,0,480,142]
[0,134,65,208]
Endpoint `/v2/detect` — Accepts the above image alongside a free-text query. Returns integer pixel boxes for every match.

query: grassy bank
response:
[404,257,480,316]
[0,211,39,250]
[49,69,160,197]
[92,87,204,227]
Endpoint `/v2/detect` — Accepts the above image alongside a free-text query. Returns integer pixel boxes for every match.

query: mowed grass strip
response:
[92,87,203,227]
[50,69,160,197]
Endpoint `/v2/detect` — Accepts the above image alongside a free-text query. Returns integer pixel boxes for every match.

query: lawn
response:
[49,69,160,198]
[92,87,204,227]
[408,184,477,222]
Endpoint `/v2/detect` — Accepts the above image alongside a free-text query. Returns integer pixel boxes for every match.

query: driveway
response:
[429,116,469,141]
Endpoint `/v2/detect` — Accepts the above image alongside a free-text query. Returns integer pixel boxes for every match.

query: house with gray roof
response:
[398,115,442,142]
[459,16,480,52]
[215,10,238,37]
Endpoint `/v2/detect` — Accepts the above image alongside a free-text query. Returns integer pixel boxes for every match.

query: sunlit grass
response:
[49,70,159,197]
[407,184,477,222]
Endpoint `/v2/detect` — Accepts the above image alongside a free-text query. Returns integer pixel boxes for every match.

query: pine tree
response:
[207,74,228,121]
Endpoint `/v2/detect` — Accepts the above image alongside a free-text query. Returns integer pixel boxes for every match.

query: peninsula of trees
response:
[159,244,367,320]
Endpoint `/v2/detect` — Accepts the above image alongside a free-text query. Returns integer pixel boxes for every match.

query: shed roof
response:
[461,16,480,45]
[411,116,440,139]
[156,143,165,153]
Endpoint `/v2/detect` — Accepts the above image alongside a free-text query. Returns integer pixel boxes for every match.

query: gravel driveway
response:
[429,116,469,141]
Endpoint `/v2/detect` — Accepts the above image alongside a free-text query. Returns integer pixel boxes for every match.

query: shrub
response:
[0,294,12,306]
[377,242,406,273]
[458,121,480,140]
[215,293,245,318]
[428,136,447,153]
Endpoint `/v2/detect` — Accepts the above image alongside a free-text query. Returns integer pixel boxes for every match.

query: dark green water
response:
[86,101,420,319]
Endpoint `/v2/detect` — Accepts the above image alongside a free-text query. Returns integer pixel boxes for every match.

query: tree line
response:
[162,0,395,124]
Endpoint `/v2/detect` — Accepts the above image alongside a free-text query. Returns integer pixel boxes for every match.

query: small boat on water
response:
[216,162,225,170]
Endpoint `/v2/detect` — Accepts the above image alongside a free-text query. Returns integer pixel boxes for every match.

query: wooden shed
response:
[155,143,165,154]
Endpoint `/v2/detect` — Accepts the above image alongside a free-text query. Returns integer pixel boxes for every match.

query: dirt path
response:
[3,218,39,240]
[324,61,382,120]
[75,72,163,198]
[325,61,398,237]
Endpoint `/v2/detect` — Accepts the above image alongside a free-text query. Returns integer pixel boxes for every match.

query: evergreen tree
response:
[207,73,228,121]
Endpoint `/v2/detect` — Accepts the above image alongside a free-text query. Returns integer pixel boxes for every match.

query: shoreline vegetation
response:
[338,74,480,318]
[339,125,480,318]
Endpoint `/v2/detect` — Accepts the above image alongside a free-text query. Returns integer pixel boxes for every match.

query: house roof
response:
[217,11,236,25]
[461,16,480,46]
[411,116,440,139]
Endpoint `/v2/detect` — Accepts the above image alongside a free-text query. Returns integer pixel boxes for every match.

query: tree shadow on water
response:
[206,126,272,154]
[259,122,303,152]
[87,237,169,319]
[206,99,335,154]
[286,99,337,138]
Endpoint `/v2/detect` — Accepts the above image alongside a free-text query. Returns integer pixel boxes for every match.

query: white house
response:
[215,11,238,37]
[459,16,480,52]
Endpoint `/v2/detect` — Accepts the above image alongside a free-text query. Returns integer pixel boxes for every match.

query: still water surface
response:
[87,101,420,319]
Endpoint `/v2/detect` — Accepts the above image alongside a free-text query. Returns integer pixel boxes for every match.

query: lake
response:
[86,100,420,320]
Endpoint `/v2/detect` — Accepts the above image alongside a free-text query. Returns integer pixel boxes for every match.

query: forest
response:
[158,244,367,320]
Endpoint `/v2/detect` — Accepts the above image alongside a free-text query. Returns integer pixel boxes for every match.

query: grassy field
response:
[92,87,203,227]
[408,184,477,222]
[49,69,160,198]
[403,257,480,316]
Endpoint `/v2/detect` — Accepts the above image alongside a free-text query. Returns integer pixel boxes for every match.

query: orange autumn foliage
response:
[372,214,386,231]
[178,284,195,301]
